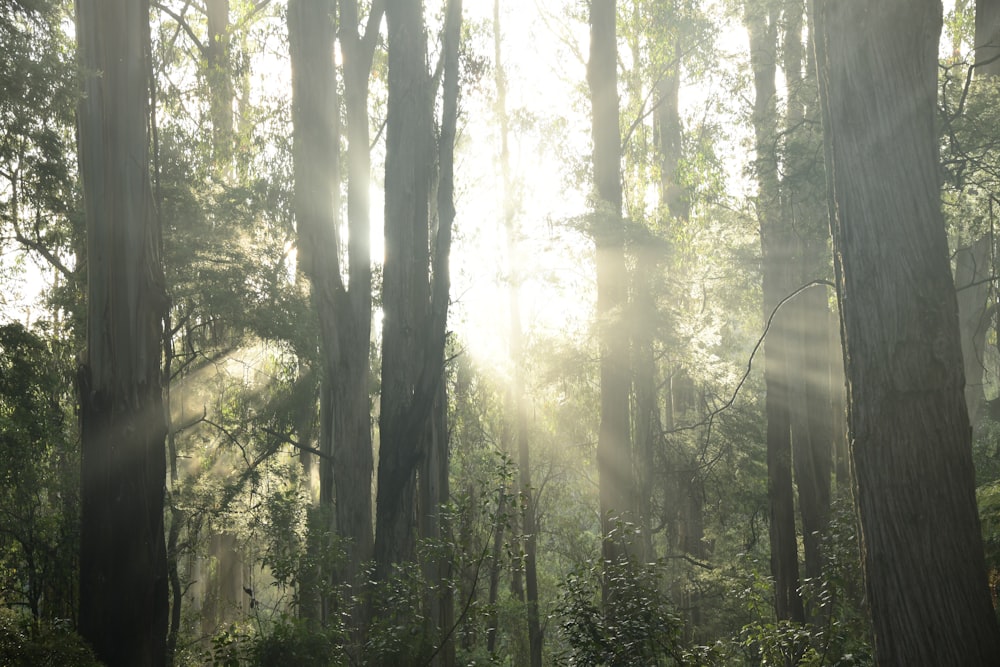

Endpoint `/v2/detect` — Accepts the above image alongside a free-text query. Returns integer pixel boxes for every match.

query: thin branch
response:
[260,426,328,460]
[152,1,207,55]
[663,278,836,437]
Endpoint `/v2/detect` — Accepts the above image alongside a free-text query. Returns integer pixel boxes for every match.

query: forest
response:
[2,0,1000,665]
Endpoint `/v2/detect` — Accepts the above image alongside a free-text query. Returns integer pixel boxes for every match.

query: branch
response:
[152,1,207,56]
[11,221,73,280]
[260,426,329,460]
[664,279,835,438]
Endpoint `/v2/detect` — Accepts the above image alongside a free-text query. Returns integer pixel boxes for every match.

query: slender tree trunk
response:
[492,1,542,663]
[815,1,1000,662]
[976,0,1000,76]
[782,0,833,595]
[76,0,169,664]
[484,483,507,656]
[956,0,1000,428]
[745,0,805,624]
[206,0,233,170]
[588,0,633,593]
[375,0,433,577]
[955,236,991,425]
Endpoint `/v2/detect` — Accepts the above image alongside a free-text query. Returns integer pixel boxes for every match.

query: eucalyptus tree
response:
[816,0,1000,662]
[75,0,169,664]
[288,0,381,629]
[743,0,804,624]
[781,0,834,595]
[588,0,633,591]
[953,0,1000,426]
[492,1,542,663]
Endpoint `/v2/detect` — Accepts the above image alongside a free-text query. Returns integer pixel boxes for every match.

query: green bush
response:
[555,549,683,666]
[0,611,102,667]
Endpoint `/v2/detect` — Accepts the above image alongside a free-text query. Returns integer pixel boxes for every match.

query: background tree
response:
[588,0,633,589]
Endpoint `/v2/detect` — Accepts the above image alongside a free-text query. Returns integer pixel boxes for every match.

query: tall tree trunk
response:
[375,0,433,576]
[976,0,1000,76]
[205,0,233,170]
[421,5,460,663]
[956,0,1000,428]
[376,0,456,588]
[76,0,169,664]
[288,0,375,633]
[745,0,805,624]
[492,1,542,663]
[588,0,633,592]
[955,236,991,425]
[783,0,833,595]
[815,1,1000,662]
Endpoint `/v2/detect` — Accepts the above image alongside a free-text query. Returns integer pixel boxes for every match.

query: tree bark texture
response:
[816,1,1000,663]
[588,0,633,582]
[288,0,375,628]
[745,0,805,624]
[376,0,455,582]
[76,0,169,664]
[418,4,461,663]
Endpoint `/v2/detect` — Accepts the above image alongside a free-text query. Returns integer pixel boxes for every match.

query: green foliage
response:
[978,480,1000,576]
[0,323,77,621]
[252,616,345,667]
[0,610,101,667]
[555,546,683,666]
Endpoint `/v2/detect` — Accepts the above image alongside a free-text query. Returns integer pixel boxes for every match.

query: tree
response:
[816,0,1000,663]
[744,0,804,624]
[75,0,170,664]
[376,0,436,577]
[493,1,542,663]
[588,0,633,589]
[288,0,376,627]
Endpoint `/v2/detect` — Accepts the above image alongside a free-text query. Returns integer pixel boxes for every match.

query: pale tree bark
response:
[205,0,233,169]
[288,0,376,631]
[977,0,1000,75]
[491,2,542,664]
[816,0,1000,662]
[955,236,991,425]
[588,0,634,594]
[745,0,805,624]
[76,0,169,664]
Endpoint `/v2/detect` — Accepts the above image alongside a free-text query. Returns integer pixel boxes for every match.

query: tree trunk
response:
[205,0,233,170]
[76,0,169,664]
[588,0,633,590]
[782,0,833,596]
[956,0,1000,428]
[492,1,542,663]
[816,1,1000,662]
[955,236,991,426]
[745,0,805,624]
[376,0,457,590]
[289,0,377,634]
[977,0,1000,78]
